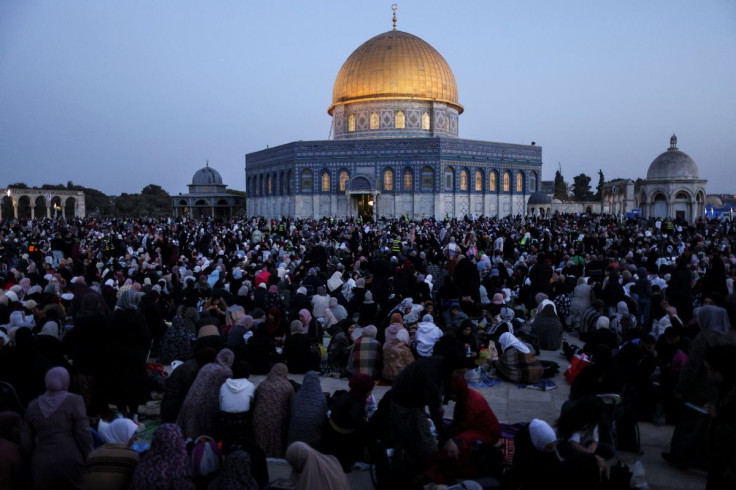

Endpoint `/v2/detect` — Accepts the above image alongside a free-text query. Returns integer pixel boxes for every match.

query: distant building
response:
[172,163,243,218]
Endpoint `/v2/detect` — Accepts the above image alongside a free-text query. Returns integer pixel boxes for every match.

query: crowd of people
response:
[0,211,735,489]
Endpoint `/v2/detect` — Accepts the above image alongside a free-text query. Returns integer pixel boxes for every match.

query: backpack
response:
[190,435,221,477]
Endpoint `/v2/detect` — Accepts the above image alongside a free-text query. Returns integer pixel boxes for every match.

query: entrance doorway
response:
[353,194,374,221]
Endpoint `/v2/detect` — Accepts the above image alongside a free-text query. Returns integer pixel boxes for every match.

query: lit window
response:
[348,114,355,132]
[383,169,394,191]
[445,166,454,190]
[460,169,468,191]
[395,111,405,129]
[422,112,430,130]
[490,171,497,191]
[422,166,434,190]
[301,169,313,191]
[321,171,330,192]
[339,170,349,191]
[475,170,482,191]
[503,172,510,192]
[403,168,412,190]
[267,174,272,194]
[370,112,379,129]
[516,173,523,192]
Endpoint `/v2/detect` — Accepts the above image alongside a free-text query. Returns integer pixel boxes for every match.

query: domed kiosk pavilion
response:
[245,9,541,220]
[172,163,244,218]
[638,135,706,221]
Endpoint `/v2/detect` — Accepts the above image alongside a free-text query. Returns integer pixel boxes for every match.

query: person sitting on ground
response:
[346,325,383,379]
[282,320,320,374]
[83,418,139,490]
[284,441,348,490]
[531,299,563,351]
[286,371,327,451]
[415,314,443,357]
[382,329,415,382]
[494,332,543,385]
[218,360,256,447]
[323,320,355,377]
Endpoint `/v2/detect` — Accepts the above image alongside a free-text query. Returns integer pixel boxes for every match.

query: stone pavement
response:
[256,331,707,489]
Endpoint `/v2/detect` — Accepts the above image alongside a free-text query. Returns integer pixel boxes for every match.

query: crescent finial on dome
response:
[392,4,398,30]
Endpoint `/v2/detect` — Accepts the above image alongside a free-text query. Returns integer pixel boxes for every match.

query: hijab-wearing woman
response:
[252,363,294,458]
[495,332,544,385]
[324,320,355,377]
[177,348,235,439]
[570,277,594,333]
[382,329,415,382]
[610,300,638,343]
[107,289,151,420]
[287,371,327,450]
[21,366,92,490]
[285,441,348,490]
[346,325,383,379]
[323,297,348,335]
[131,424,193,490]
[531,300,563,351]
[323,373,374,471]
[83,418,139,490]
[383,312,408,350]
[207,450,258,490]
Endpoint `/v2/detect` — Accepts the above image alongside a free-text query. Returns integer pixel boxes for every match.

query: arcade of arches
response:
[0,188,86,220]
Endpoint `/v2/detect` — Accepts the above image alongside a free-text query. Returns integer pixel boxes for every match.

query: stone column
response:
[31,205,35,219]
[12,203,18,219]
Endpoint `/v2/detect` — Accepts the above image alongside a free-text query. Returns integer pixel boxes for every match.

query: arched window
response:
[395,111,405,129]
[530,171,537,193]
[460,169,469,191]
[339,169,349,192]
[370,112,379,129]
[503,171,510,192]
[489,171,497,191]
[403,168,413,191]
[516,172,523,192]
[348,114,355,132]
[267,174,273,195]
[421,166,434,190]
[422,112,430,130]
[321,171,330,192]
[444,166,454,191]
[383,168,394,191]
[300,169,313,192]
[474,169,483,191]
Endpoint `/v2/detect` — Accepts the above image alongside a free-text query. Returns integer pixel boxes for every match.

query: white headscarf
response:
[98,418,138,445]
[529,419,556,451]
[498,332,530,354]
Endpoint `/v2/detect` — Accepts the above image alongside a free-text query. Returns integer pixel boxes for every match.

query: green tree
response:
[139,184,172,217]
[595,169,604,200]
[554,170,568,201]
[114,193,140,217]
[572,173,594,201]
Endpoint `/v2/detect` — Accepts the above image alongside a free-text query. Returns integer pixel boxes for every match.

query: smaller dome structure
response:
[527,192,552,205]
[192,163,223,185]
[646,135,699,180]
[706,195,723,208]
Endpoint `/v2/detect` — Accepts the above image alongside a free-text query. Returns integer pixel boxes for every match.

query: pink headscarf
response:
[299,309,312,334]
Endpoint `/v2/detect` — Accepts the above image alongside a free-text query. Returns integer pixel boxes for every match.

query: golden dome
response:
[328,30,462,115]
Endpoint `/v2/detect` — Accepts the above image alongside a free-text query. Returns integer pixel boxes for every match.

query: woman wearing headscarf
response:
[264,306,284,337]
[664,305,736,469]
[287,371,327,450]
[531,299,563,351]
[285,441,348,490]
[382,329,415,382]
[426,376,501,483]
[323,297,348,335]
[83,418,139,490]
[177,348,235,439]
[159,314,194,365]
[383,312,408,350]
[324,320,355,377]
[217,361,256,448]
[298,308,322,344]
[0,411,23,490]
[495,332,544,385]
[160,347,217,423]
[610,300,638,343]
[62,293,110,416]
[107,289,150,420]
[346,325,383,379]
[322,373,375,471]
[570,277,595,333]
[252,363,294,458]
[21,367,92,490]
[310,286,330,320]
[357,290,380,328]
[283,320,320,374]
[207,450,258,490]
[131,424,193,490]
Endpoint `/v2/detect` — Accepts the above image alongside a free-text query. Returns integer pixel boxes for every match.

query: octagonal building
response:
[245,14,542,220]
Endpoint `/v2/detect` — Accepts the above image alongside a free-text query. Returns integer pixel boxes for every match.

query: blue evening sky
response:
[1,1,734,196]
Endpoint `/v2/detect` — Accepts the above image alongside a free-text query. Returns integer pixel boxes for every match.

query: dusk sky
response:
[1,1,734,196]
